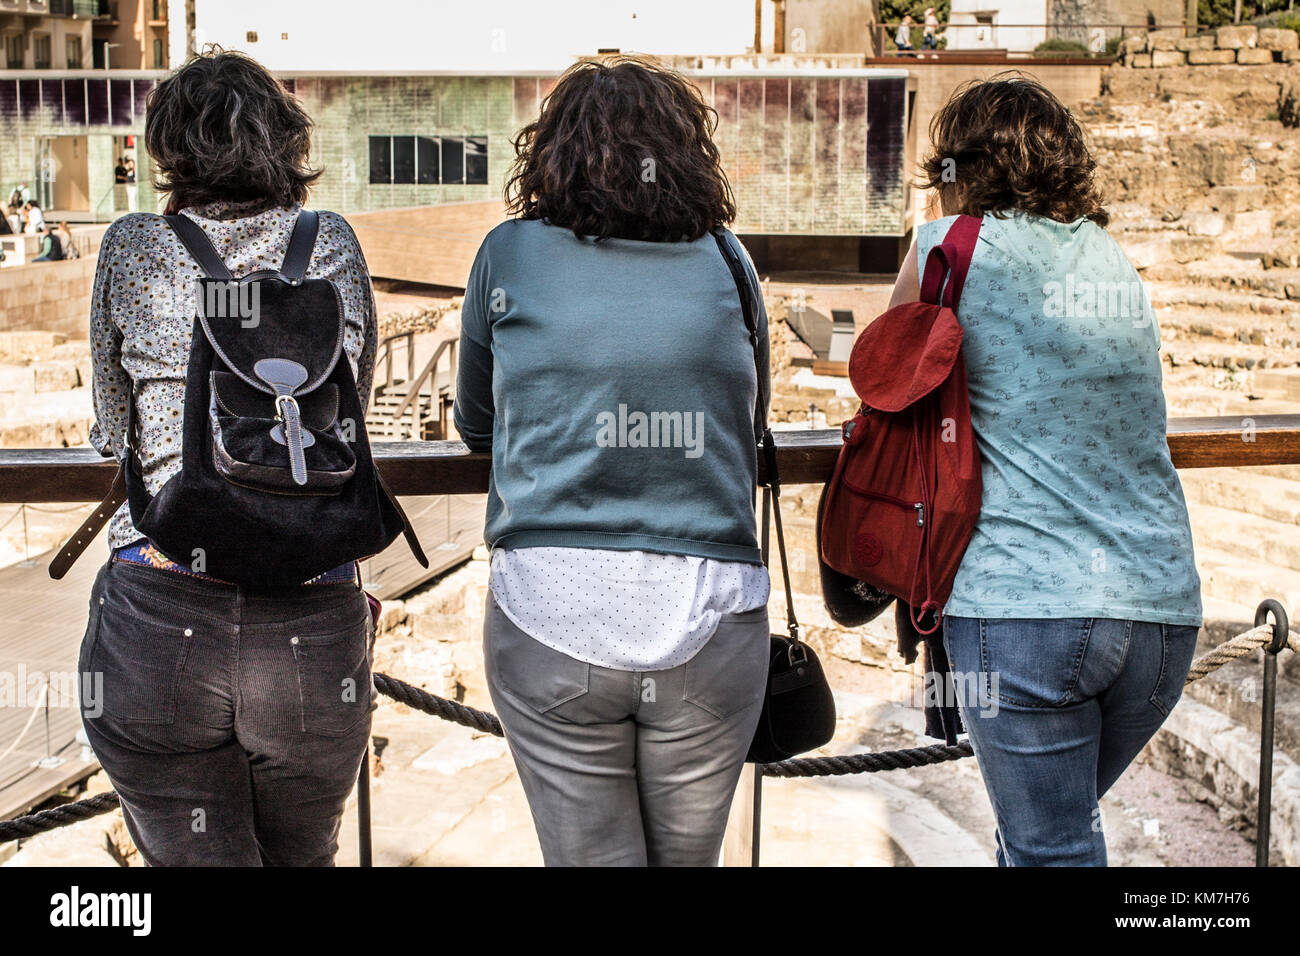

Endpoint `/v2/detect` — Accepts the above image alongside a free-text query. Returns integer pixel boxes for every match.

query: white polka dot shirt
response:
[490,546,770,671]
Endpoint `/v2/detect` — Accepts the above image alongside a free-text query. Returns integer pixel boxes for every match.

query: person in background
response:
[124,157,139,211]
[114,156,129,184]
[923,8,940,50]
[33,223,64,262]
[895,15,915,52]
[893,75,1201,866]
[455,55,772,867]
[23,200,45,234]
[0,207,12,235]
[9,183,30,209]
[56,221,79,259]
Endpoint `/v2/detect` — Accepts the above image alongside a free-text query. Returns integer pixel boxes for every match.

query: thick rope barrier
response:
[372,672,503,737]
[0,791,120,843]
[3,620,1295,842]
[1185,623,1299,684]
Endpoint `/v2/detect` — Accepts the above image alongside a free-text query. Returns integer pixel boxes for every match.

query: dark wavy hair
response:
[145,48,321,214]
[505,56,736,242]
[920,73,1108,227]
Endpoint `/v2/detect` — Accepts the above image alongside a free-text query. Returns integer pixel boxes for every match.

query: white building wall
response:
[192,0,764,72]
[945,0,1047,52]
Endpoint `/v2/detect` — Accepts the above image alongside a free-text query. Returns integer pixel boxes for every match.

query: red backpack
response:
[819,215,984,634]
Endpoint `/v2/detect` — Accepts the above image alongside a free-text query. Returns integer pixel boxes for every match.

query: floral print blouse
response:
[88,199,377,552]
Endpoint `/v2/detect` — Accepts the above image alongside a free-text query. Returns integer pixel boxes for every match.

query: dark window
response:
[132,78,152,120]
[392,135,416,184]
[109,78,132,126]
[87,77,109,124]
[153,38,163,68]
[368,136,391,184]
[246,31,258,43]
[371,135,487,185]
[440,137,464,185]
[40,79,61,116]
[6,34,24,70]
[465,137,488,185]
[33,34,51,69]
[18,79,40,119]
[63,78,85,125]
[416,136,440,184]
[66,35,82,69]
[0,81,17,122]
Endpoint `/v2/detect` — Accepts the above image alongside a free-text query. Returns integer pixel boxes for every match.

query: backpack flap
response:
[196,276,344,395]
[848,302,963,412]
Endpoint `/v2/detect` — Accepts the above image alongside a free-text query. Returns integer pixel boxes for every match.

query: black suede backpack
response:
[51,209,427,587]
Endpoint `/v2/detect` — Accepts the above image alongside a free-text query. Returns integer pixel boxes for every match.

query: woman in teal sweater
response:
[455,57,771,867]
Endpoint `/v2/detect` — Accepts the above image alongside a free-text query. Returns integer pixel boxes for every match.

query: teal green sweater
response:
[454,219,769,564]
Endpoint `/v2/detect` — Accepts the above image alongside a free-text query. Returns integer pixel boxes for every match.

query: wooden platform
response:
[0,493,484,823]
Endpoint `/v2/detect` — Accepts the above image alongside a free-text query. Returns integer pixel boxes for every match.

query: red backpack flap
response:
[849,302,962,412]
[847,214,982,412]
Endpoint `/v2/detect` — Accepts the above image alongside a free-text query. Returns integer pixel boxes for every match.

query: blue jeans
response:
[942,617,1198,866]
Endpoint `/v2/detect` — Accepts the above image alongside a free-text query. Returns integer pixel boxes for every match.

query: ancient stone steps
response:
[1162,338,1300,370]
[1182,468,1300,526]
[1195,542,1300,613]
[1148,284,1300,318]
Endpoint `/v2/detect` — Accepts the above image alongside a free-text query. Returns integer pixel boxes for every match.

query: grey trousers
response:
[483,591,770,866]
[78,559,375,866]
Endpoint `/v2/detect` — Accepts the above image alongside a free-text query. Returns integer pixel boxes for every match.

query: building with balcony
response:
[0,0,96,70]
[91,0,179,70]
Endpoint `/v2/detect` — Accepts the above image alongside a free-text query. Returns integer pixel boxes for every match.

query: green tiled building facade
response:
[0,69,912,236]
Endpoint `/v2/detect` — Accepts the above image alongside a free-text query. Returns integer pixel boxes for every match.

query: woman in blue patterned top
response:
[892,75,1202,866]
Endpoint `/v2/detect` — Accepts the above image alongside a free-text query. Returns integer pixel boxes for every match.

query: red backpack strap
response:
[919,214,983,309]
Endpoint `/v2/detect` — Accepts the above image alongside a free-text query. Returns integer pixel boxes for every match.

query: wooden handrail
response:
[2,415,1298,504]
[394,338,457,419]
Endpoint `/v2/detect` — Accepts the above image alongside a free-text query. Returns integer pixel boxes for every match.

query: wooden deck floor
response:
[0,493,484,822]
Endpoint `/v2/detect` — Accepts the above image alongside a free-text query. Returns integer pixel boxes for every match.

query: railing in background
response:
[49,0,100,17]
[872,21,1188,58]
[368,334,458,441]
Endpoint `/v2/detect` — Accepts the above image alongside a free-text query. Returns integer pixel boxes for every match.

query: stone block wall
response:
[1121,25,1300,67]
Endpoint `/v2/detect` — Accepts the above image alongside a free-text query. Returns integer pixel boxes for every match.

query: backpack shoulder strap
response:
[711,229,768,443]
[281,209,319,284]
[919,213,982,309]
[165,213,233,280]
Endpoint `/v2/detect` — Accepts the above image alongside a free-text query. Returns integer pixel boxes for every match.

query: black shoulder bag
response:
[713,231,837,764]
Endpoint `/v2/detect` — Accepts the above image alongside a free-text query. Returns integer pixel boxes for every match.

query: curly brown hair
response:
[505,56,736,242]
[919,73,1108,227]
[145,48,321,214]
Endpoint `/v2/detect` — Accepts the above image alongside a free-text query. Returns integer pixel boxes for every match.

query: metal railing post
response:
[357,744,372,868]
[1253,599,1289,867]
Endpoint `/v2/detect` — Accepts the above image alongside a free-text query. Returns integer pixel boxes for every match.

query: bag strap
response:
[712,230,800,643]
[165,213,233,280]
[919,213,982,309]
[166,209,319,283]
[712,230,768,446]
[48,461,128,580]
[281,209,319,284]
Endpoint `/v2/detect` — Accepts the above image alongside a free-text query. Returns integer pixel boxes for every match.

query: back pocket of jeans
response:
[88,586,195,724]
[1149,624,1198,717]
[979,618,1094,708]
[486,597,589,714]
[291,616,373,738]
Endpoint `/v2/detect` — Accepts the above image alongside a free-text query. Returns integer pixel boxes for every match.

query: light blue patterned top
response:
[917,211,1202,626]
